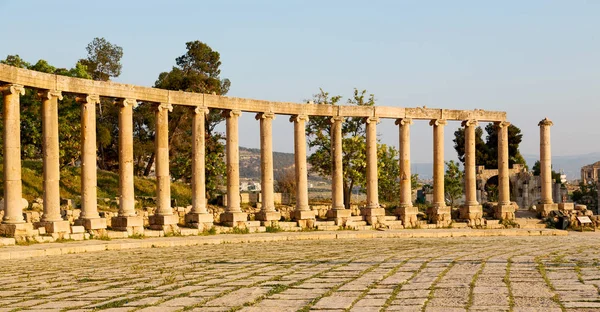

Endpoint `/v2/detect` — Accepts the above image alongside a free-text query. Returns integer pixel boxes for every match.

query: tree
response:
[572,182,598,211]
[453,123,527,169]
[377,144,400,203]
[444,160,463,207]
[79,37,124,81]
[532,160,562,184]
[149,41,230,199]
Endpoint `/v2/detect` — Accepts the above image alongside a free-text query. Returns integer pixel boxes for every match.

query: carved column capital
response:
[76,94,100,105]
[329,116,344,124]
[461,119,478,127]
[363,116,380,124]
[221,109,241,118]
[289,114,309,123]
[155,103,173,112]
[255,112,275,120]
[38,90,63,101]
[0,84,25,96]
[395,118,413,126]
[538,118,553,127]
[494,121,511,129]
[115,98,138,108]
[429,119,447,127]
[193,106,210,115]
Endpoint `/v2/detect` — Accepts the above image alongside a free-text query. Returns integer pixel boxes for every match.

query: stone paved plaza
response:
[1,234,600,311]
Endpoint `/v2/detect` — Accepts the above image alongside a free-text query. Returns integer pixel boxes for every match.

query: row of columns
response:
[0,83,556,233]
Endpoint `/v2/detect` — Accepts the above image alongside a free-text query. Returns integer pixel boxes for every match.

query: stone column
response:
[111,99,143,232]
[220,109,247,226]
[255,112,280,223]
[460,119,483,225]
[428,119,451,225]
[76,95,106,230]
[395,118,418,228]
[36,90,70,233]
[362,116,384,224]
[537,118,558,217]
[290,115,314,224]
[185,107,214,229]
[327,116,351,222]
[149,103,179,230]
[494,121,516,220]
[0,85,31,236]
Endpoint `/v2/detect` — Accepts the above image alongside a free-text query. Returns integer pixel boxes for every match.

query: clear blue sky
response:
[2,0,599,165]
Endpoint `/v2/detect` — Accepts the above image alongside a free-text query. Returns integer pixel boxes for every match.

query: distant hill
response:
[524,152,600,180]
[239,147,295,181]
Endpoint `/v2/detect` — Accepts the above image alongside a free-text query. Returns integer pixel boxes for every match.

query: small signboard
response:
[577,216,592,224]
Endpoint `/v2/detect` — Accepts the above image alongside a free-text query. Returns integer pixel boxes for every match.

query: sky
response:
[1,0,599,165]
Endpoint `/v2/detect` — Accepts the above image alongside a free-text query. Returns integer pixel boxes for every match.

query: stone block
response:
[34,220,71,234]
[149,214,179,226]
[71,225,85,234]
[0,237,16,246]
[292,210,316,220]
[37,227,46,235]
[111,216,143,230]
[70,233,85,241]
[396,206,419,228]
[185,213,214,224]
[255,211,280,222]
[327,209,351,219]
[558,203,574,211]
[220,211,248,223]
[0,223,34,237]
[536,203,558,218]
[75,218,107,230]
[360,207,385,216]
[459,204,483,220]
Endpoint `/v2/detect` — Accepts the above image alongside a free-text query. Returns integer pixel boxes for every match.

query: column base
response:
[75,218,107,230]
[34,220,70,234]
[327,209,352,226]
[536,203,558,218]
[360,207,385,216]
[292,210,316,221]
[185,213,214,224]
[459,204,483,221]
[0,223,34,237]
[111,216,144,231]
[427,205,451,226]
[255,211,281,222]
[220,212,248,227]
[494,202,518,220]
[395,206,419,228]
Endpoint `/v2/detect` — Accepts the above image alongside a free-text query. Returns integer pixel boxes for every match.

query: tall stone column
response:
[327,116,351,222]
[1,85,27,231]
[537,118,558,217]
[362,117,384,224]
[76,95,106,230]
[256,112,280,223]
[290,115,314,224]
[111,99,143,232]
[149,103,179,231]
[220,109,247,226]
[36,90,70,233]
[395,118,418,228]
[460,120,483,225]
[185,107,214,229]
[494,121,516,220]
[429,119,451,225]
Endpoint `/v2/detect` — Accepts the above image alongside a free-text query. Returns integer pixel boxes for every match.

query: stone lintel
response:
[111,216,144,229]
[293,210,316,220]
[220,212,248,223]
[34,220,70,234]
[255,211,281,222]
[185,213,214,224]
[360,207,385,216]
[75,218,107,230]
[536,203,559,218]
[149,214,179,226]
[0,223,34,237]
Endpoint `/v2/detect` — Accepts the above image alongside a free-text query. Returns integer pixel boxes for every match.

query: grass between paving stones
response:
[535,255,567,312]
[380,257,436,311]
[465,259,488,310]
[420,260,457,312]
[504,257,515,312]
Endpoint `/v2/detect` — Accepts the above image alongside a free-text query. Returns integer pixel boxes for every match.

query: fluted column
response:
[361,116,384,224]
[111,99,143,232]
[290,115,314,223]
[185,106,213,228]
[36,90,71,233]
[536,118,557,217]
[1,84,25,224]
[460,119,483,225]
[395,118,418,227]
[327,116,351,222]
[149,103,178,230]
[494,121,516,220]
[256,112,280,223]
[428,119,451,225]
[220,109,247,226]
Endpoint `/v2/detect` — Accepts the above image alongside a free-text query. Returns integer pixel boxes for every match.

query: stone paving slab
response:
[0,233,599,311]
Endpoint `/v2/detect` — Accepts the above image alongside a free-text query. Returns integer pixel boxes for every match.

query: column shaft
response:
[430,119,447,208]
[155,103,172,215]
[1,85,25,224]
[291,115,311,216]
[80,95,100,220]
[397,118,413,207]
[117,99,136,216]
[191,107,209,214]
[463,120,479,205]
[224,110,241,212]
[41,90,63,222]
[497,122,510,205]
[365,117,379,209]
[258,113,275,211]
[331,116,344,210]
[539,118,554,204]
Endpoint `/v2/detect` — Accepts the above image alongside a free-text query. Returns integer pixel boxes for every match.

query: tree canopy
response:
[79,37,124,81]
